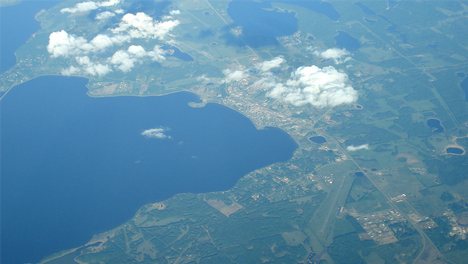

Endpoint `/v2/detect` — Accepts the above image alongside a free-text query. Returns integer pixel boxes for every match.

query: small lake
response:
[354,171,365,177]
[309,135,327,144]
[355,2,375,16]
[1,76,297,264]
[277,0,340,21]
[162,44,194,61]
[446,147,464,155]
[226,0,298,47]
[426,118,444,133]
[335,31,361,51]
[126,0,171,19]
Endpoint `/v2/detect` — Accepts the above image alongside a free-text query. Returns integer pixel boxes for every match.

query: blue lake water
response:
[1,76,297,264]
[277,0,340,21]
[309,135,327,144]
[0,0,58,73]
[335,31,361,51]
[126,0,171,19]
[355,171,365,177]
[355,2,375,16]
[446,147,464,155]
[162,44,194,61]
[226,0,297,47]
[426,118,444,133]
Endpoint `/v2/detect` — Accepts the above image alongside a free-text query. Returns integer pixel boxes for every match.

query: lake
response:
[225,0,340,48]
[446,147,464,155]
[355,171,365,177]
[1,76,297,264]
[225,0,297,47]
[426,118,444,133]
[355,2,375,16]
[279,0,340,21]
[162,44,194,61]
[309,135,327,144]
[335,31,361,52]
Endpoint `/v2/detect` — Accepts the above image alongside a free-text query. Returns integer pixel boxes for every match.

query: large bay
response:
[1,76,297,263]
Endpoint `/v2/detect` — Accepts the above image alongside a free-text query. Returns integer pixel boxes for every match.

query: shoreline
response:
[4,74,301,264]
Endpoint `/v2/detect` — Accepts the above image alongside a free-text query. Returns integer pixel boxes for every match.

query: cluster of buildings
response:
[351,209,405,245]
[444,210,468,240]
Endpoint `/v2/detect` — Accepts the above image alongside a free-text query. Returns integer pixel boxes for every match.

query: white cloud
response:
[98,0,120,7]
[47,30,88,57]
[89,34,114,51]
[96,11,115,20]
[47,31,116,57]
[315,48,350,64]
[48,12,179,57]
[163,10,181,21]
[112,12,179,40]
[223,69,247,83]
[146,45,166,62]
[346,144,369,152]
[257,56,285,72]
[110,45,166,72]
[61,1,98,14]
[169,10,181,15]
[61,0,120,14]
[127,45,147,58]
[60,57,111,76]
[267,65,358,108]
[49,11,180,75]
[141,128,171,139]
[110,50,134,72]
[75,56,111,76]
[61,66,80,76]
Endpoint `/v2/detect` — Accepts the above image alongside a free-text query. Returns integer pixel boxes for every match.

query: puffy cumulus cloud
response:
[61,66,80,76]
[61,0,120,14]
[99,0,120,7]
[169,10,181,15]
[75,56,111,76]
[346,144,369,152]
[89,34,114,51]
[95,11,115,20]
[145,45,166,61]
[110,50,135,72]
[48,11,180,58]
[257,56,285,72]
[49,10,180,75]
[47,30,88,57]
[110,45,166,72]
[60,57,111,76]
[112,12,179,40]
[267,65,358,108]
[163,10,181,21]
[61,1,99,14]
[141,128,171,139]
[127,45,147,57]
[47,31,115,57]
[223,68,248,83]
[314,48,350,64]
